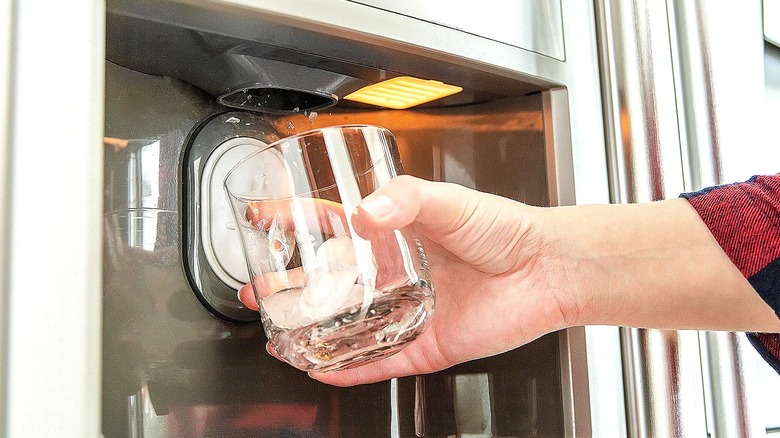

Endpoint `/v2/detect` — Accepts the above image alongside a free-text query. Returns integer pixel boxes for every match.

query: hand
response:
[238,175,780,386]
[238,175,580,386]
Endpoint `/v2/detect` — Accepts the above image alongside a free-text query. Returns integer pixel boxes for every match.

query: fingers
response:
[254,268,307,298]
[245,198,349,236]
[244,176,468,242]
[307,339,440,386]
[238,267,308,310]
[238,283,258,310]
[266,342,285,362]
[264,341,423,387]
[244,199,293,228]
[308,362,405,387]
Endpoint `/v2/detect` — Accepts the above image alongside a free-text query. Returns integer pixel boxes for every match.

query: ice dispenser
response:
[102,1,611,437]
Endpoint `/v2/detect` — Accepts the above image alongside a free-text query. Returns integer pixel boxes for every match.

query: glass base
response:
[263,284,433,372]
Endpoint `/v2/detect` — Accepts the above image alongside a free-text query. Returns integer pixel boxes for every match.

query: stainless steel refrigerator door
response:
[754,4,780,433]
[2,0,620,436]
[597,0,774,436]
[102,1,616,436]
[0,0,104,436]
[596,3,705,433]
[673,2,771,437]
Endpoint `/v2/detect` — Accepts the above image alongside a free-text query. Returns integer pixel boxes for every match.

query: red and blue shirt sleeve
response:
[681,174,780,374]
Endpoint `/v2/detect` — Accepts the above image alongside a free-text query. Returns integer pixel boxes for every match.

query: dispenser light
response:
[343,76,463,109]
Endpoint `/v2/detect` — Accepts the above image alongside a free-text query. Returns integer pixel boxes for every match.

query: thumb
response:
[352,175,475,235]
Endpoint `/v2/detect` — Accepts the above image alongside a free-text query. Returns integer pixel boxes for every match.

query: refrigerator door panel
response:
[0,0,104,436]
[599,0,776,436]
[347,0,565,60]
[4,0,623,436]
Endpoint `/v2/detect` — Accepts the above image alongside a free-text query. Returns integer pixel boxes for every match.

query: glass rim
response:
[224,124,394,201]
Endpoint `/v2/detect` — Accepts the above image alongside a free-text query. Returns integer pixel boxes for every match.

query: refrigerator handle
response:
[672,1,767,436]
[596,0,707,436]
[597,0,767,436]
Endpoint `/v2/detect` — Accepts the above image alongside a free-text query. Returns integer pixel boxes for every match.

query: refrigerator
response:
[0,0,778,436]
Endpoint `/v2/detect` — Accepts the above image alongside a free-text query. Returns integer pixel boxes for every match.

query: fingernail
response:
[237,284,249,303]
[359,194,393,218]
[351,211,367,235]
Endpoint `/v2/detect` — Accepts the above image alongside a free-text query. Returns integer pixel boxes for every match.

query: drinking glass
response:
[224,125,434,372]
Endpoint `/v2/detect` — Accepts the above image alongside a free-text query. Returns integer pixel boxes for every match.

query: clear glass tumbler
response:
[224,125,434,372]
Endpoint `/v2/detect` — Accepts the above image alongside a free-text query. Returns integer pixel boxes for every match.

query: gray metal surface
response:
[453,373,496,437]
[0,0,11,432]
[672,0,767,189]
[596,0,686,203]
[599,0,773,437]
[703,332,764,437]
[104,61,396,438]
[621,330,707,437]
[2,0,104,436]
[348,0,566,61]
[764,41,780,434]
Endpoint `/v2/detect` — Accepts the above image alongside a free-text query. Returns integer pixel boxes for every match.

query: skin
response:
[238,175,780,386]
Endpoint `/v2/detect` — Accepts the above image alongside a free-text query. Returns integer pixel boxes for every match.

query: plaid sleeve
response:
[681,174,780,374]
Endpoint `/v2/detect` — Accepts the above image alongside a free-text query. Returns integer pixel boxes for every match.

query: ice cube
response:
[298,235,378,321]
[298,235,359,319]
[263,236,379,328]
[261,287,314,330]
[316,234,358,272]
[262,284,374,330]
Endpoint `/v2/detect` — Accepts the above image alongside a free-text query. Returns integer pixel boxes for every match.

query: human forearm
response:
[536,199,780,332]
